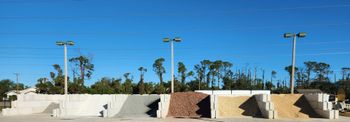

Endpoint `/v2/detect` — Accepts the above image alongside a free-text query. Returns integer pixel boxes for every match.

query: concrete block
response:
[102,110,107,118]
[52,109,59,117]
[316,110,334,119]
[334,110,339,119]
[266,110,274,119]
[322,94,329,102]
[195,90,270,95]
[311,101,332,111]
[211,110,216,119]
[251,90,270,95]
[273,110,278,119]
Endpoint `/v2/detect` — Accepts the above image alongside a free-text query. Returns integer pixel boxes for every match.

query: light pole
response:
[56,41,74,95]
[283,32,306,94]
[163,37,181,93]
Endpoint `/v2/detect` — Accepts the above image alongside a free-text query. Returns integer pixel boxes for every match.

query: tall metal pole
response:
[171,40,174,93]
[290,35,297,94]
[64,44,68,95]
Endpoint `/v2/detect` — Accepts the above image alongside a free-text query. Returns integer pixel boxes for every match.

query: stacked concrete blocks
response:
[304,93,339,119]
[156,94,171,118]
[210,95,217,119]
[254,94,277,119]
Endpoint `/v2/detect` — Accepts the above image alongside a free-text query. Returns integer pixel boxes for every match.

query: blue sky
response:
[0,0,349,87]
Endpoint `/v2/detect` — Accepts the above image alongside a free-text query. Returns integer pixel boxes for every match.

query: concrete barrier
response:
[104,95,128,117]
[55,95,116,117]
[156,94,170,118]
[304,93,339,119]
[210,95,218,118]
[196,90,270,95]
[2,94,64,116]
[254,94,277,119]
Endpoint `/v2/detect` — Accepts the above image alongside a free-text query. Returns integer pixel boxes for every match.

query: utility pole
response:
[14,73,20,92]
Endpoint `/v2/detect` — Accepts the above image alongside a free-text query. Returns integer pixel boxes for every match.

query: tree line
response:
[1,55,349,99]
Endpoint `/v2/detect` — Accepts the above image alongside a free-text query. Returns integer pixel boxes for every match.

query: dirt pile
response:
[218,96,261,118]
[167,92,210,118]
[271,94,320,119]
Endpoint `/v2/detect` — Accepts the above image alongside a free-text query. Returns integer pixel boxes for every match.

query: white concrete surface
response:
[196,90,270,95]
[210,95,217,119]
[2,94,65,116]
[304,93,339,119]
[156,94,170,118]
[254,94,277,119]
[56,95,116,117]
[1,114,349,122]
[105,95,128,117]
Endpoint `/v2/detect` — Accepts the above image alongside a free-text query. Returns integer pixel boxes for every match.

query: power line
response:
[0,4,349,19]
[0,22,349,36]
[0,40,349,51]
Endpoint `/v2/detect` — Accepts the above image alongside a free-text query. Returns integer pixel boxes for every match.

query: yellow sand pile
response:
[271,94,319,119]
[218,96,261,118]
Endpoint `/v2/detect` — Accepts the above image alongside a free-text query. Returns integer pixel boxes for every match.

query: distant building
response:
[5,87,37,98]
[296,89,323,94]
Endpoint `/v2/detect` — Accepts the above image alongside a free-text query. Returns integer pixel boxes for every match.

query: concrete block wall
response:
[104,95,130,117]
[210,95,217,118]
[254,94,277,119]
[55,95,125,117]
[304,93,339,119]
[156,94,171,118]
[195,90,270,95]
[2,94,65,116]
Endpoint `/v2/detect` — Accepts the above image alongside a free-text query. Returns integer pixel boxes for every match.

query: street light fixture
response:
[163,37,182,93]
[283,32,306,94]
[56,41,74,95]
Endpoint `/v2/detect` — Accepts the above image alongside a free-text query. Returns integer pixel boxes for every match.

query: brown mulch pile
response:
[271,94,320,119]
[167,92,211,118]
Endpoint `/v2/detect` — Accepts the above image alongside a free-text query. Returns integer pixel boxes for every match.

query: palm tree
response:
[271,70,277,84]
[202,60,212,88]
[138,67,147,94]
[123,73,133,94]
[153,58,166,85]
[213,60,223,89]
[304,61,317,84]
[177,62,187,85]
[69,56,94,86]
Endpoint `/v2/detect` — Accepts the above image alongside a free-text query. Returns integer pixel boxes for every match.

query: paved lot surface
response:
[0,114,349,122]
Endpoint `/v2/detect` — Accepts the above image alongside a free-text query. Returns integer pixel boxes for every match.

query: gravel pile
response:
[218,96,261,118]
[167,92,211,118]
[271,94,320,119]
